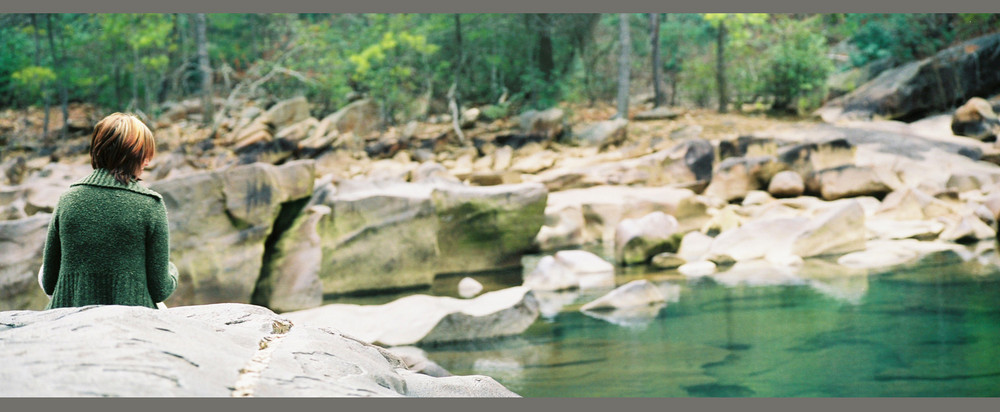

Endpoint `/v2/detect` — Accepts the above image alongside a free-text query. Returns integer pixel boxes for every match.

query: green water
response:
[413,263,1000,397]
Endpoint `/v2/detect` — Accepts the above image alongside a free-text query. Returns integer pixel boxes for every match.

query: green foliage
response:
[11,66,57,100]
[348,24,439,125]
[760,17,833,113]
[0,12,994,124]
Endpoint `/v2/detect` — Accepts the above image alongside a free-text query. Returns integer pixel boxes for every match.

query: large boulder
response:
[522,250,614,291]
[431,183,547,274]
[706,216,809,262]
[0,214,51,311]
[951,97,1000,140]
[0,304,517,397]
[531,138,714,191]
[149,160,315,306]
[542,185,710,250]
[321,98,379,138]
[519,108,565,140]
[283,286,540,346]
[875,187,958,221]
[817,33,1000,122]
[775,138,856,179]
[614,211,681,265]
[810,165,893,200]
[253,204,331,313]
[765,124,992,195]
[634,106,680,121]
[767,170,805,198]
[260,96,311,129]
[522,255,579,292]
[567,118,629,148]
[309,180,440,296]
[791,199,867,258]
[704,156,784,203]
[534,203,585,251]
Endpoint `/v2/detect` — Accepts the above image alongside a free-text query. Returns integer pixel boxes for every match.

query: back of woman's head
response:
[90,112,156,185]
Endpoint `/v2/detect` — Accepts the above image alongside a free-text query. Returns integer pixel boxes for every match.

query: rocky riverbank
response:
[0,303,518,397]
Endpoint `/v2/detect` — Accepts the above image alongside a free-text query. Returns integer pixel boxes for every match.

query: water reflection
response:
[422,257,1000,397]
[580,303,666,327]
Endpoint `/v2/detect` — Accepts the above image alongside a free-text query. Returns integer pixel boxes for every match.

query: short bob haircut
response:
[90,112,156,185]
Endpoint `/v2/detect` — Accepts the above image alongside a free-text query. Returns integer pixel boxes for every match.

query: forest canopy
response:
[2,13,999,128]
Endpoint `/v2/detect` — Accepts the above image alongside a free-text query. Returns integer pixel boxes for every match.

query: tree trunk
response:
[669,70,678,106]
[453,14,463,127]
[536,14,554,83]
[31,14,51,139]
[616,13,631,119]
[158,13,181,103]
[650,13,665,108]
[195,13,213,125]
[131,46,140,112]
[45,14,69,140]
[716,20,728,114]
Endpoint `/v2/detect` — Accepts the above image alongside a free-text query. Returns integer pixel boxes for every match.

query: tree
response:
[194,13,213,125]
[46,14,69,139]
[714,18,727,113]
[761,16,833,113]
[703,13,767,113]
[649,13,665,107]
[30,14,52,137]
[616,13,630,119]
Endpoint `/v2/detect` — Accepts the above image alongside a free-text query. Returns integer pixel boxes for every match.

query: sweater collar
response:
[72,168,162,200]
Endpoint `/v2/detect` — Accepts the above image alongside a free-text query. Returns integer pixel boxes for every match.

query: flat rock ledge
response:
[283,286,540,347]
[0,303,518,397]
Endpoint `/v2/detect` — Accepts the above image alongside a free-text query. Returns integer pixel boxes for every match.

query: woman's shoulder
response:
[60,180,164,211]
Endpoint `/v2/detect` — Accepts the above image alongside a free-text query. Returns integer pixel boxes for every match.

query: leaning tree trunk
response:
[195,13,213,126]
[616,13,631,119]
[716,20,728,114]
[650,13,665,108]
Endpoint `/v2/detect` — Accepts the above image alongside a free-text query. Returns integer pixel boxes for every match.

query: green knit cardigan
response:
[41,168,178,309]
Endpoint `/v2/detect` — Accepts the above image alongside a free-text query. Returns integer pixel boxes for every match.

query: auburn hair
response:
[90,112,156,185]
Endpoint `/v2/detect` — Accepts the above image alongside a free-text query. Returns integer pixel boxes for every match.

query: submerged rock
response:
[615,211,681,265]
[458,277,484,298]
[283,286,540,347]
[651,252,686,269]
[678,260,717,277]
[580,279,666,311]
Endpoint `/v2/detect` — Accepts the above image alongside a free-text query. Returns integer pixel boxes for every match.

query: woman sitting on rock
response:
[39,112,178,309]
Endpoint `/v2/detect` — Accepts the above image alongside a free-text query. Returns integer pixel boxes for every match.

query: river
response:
[325,243,1000,397]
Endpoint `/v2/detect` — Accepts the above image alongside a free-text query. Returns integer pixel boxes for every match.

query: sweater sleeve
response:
[40,212,60,296]
[146,200,177,303]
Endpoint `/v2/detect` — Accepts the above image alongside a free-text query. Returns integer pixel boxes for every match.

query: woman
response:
[39,112,177,309]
